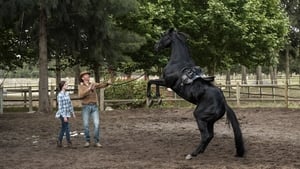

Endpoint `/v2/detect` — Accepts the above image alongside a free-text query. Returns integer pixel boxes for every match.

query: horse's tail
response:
[225,103,245,157]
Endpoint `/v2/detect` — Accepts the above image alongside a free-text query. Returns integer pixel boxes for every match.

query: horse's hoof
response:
[185,154,193,160]
[157,98,162,105]
[146,98,153,107]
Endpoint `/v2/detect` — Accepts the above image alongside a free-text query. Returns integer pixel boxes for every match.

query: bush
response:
[104,80,147,109]
[105,80,147,100]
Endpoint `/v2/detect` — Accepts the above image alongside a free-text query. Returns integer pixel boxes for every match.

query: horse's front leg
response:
[155,84,163,105]
[146,79,166,107]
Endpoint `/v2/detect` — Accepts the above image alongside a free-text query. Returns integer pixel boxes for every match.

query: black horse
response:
[147,28,245,160]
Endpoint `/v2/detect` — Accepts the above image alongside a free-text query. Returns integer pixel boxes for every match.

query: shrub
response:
[105,80,147,100]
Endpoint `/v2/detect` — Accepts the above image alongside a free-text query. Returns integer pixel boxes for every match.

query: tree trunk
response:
[55,55,61,107]
[73,64,80,94]
[55,55,61,90]
[273,66,278,84]
[285,46,290,84]
[241,65,247,84]
[108,66,116,83]
[296,44,300,85]
[38,4,51,113]
[72,30,81,93]
[269,66,277,84]
[226,69,231,85]
[256,65,263,84]
[207,62,216,76]
[144,71,149,81]
[93,64,101,106]
[269,66,273,84]
[94,64,100,83]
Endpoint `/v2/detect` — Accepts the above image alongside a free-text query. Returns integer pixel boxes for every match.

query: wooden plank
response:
[1,83,300,110]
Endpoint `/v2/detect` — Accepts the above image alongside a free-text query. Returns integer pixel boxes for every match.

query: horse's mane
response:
[175,31,190,43]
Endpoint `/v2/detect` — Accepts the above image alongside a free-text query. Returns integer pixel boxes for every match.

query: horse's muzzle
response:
[154,43,160,52]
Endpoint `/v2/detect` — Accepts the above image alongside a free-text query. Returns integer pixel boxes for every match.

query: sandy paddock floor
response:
[0,107,299,169]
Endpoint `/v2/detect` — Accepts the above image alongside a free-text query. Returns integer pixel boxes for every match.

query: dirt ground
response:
[0,107,299,169]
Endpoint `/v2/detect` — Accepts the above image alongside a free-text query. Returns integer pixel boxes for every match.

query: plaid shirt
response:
[55,91,74,118]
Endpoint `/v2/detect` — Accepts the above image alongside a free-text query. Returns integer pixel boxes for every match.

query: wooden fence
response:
[0,83,300,114]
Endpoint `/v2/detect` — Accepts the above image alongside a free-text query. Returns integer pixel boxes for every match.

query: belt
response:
[82,102,97,105]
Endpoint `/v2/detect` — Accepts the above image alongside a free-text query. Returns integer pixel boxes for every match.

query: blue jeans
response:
[58,116,71,143]
[82,104,100,143]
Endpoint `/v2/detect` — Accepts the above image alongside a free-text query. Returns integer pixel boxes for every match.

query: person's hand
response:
[73,112,76,118]
[91,83,96,89]
[89,83,95,91]
[64,117,68,122]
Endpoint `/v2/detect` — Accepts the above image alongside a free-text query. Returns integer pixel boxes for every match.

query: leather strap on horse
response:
[181,66,214,86]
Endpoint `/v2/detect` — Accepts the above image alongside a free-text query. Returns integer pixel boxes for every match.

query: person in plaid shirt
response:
[55,81,76,148]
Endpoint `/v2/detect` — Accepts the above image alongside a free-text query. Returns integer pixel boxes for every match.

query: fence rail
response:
[1,83,300,113]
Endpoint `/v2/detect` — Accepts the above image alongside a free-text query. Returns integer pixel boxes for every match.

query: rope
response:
[110,73,145,87]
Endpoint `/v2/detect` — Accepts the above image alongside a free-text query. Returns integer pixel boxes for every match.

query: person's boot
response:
[57,140,62,148]
[84,142,90,148]
[95,142,102,148]
[67,141,73,148]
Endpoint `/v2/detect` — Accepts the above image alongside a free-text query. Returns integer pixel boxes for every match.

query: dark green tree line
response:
[0,0,292,112]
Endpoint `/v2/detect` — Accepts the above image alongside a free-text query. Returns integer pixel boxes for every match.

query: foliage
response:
[105,80,147,100]
[67,0,146,75]
[0,0,36,71]
[116,0,289,76]
[0,28,23,71]
[118,0,175,75]
[0,0,293,78]
[176,0,289,74]
[277,0,300,74]
[104,80,147,108]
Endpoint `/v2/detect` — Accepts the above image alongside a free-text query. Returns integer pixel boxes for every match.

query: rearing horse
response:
[147,28,245,160]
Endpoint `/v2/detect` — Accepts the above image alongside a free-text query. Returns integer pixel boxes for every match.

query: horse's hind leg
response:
[186,119,214,160]
[194,121,214,155]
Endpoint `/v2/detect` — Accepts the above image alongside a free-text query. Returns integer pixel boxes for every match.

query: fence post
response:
[50,86,55,112]
[28,86,33,112]
[24,90,27,108]
[236,82,240,107]
[228,85,231,98]
[0,87,3,114]
[285,82,289,108]
[99,88,105,111]
[272,85,276,102]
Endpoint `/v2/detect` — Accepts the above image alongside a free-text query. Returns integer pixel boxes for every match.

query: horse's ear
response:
[168,28,175,33]
[178,32,190,39]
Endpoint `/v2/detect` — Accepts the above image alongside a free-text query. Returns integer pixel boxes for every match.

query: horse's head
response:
[154,28,175,52]
[154,28,189,52]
